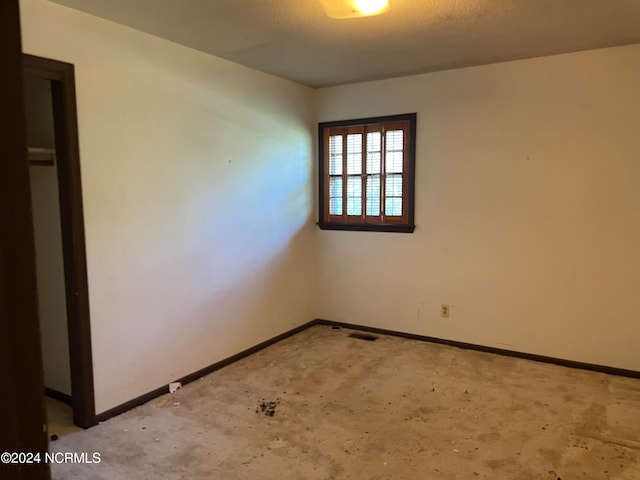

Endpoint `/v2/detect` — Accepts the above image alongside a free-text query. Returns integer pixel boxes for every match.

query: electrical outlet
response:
[441,304,450,318]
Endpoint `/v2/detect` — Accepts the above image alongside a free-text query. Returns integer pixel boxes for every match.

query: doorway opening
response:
[23,54,96,429]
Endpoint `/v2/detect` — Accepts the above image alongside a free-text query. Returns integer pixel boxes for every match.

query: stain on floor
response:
[256,399,281,417]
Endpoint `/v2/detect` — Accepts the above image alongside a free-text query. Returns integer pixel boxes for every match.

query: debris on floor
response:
[46,326,640,480]
[256,398,281,417]
[169,382,182,393]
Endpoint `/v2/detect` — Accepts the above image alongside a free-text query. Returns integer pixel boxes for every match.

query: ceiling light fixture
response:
[321,0,390,19]
[354,0,389,16]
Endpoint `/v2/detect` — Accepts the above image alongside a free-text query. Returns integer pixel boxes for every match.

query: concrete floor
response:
[51,325,640,479]
[46,397,82,439]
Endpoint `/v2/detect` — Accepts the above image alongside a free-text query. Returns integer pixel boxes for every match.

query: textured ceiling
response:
[50,0,640,88]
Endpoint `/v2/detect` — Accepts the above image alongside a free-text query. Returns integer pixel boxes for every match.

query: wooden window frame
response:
[318,113,416,233]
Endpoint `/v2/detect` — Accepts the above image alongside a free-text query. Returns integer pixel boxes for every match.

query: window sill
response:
[317,222,415,233]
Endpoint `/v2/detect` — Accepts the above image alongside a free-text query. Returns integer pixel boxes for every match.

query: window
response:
[318,113,416,233]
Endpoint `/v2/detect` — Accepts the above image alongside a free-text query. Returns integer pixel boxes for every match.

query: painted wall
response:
[24,76,72,396]
[316,45,640,372]
[21,0,317,414]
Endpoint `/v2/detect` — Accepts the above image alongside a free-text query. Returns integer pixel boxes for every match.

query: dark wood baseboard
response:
[95,317,639,424]
[95,320,317,423]
[44,387,72,405]
[314,319,640,380]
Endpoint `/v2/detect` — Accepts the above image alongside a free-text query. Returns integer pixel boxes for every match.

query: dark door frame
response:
[0,1,50,478]
[23,54,97,428]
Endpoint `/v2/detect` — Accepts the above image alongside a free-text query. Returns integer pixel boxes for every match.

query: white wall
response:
[25,76,72,396]
[21,0,317,414]
[316,45,640,372]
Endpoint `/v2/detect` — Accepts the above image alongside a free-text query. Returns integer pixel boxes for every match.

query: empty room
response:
[4,0,640,479]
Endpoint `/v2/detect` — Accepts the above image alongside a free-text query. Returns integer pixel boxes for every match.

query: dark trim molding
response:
[317,222,415,233]
[44,388,72,406]
[319,113,417,129]
[314,319,640,380]
[95,320,317,423]
[23,54,97,428]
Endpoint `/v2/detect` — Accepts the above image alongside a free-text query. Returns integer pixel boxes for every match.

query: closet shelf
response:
[27,147,56,166]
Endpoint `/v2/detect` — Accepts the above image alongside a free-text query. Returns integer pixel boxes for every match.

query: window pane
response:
[366,131,381,174]
[347,176,362,216]
[386,174,402,197]
[367,131,381,152]
[366,175,380,216]
[329,177,342,215]
[346,134,362,174]
[329,135,342,175]
[329,135,343,155]
[330,198,342,215]
[385,130,403,152]
[329,176,342,197]
[385,197,402,216]
[366,151,381,174]
[386,151,403,173]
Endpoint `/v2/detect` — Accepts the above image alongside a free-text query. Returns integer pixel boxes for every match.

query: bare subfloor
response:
[46,397,82,439]
[52,325,640,479]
